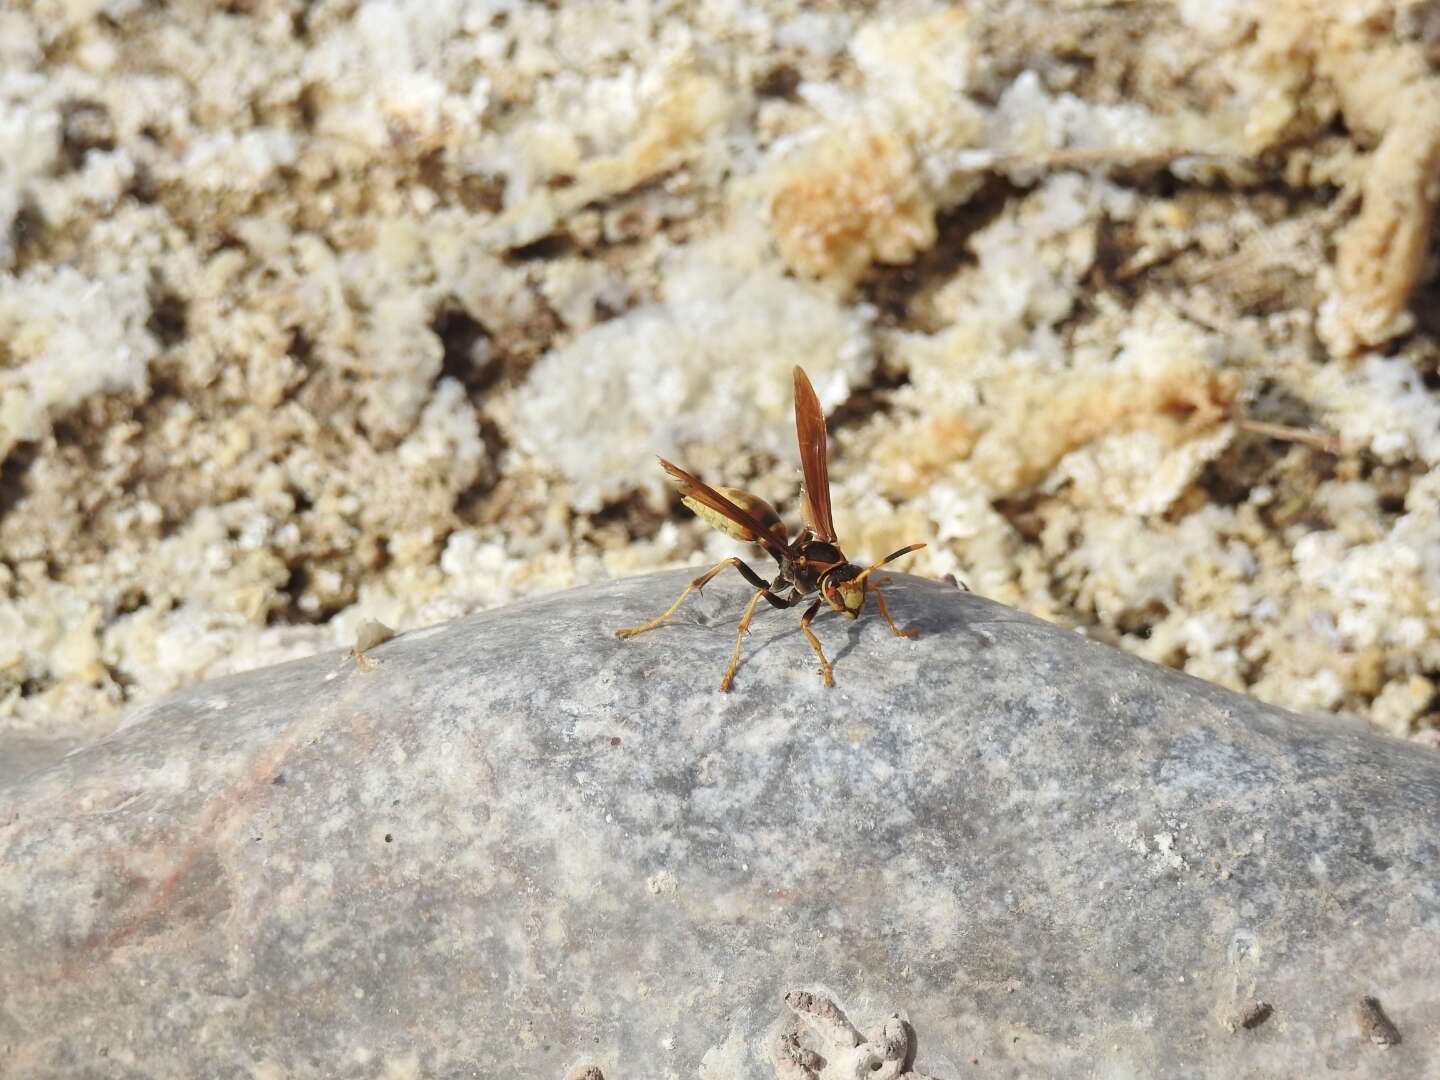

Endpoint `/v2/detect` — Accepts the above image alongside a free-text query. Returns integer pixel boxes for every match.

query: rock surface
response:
[1,570,1437,1078]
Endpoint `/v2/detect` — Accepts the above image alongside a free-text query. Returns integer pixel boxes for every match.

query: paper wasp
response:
[615,366,925,691]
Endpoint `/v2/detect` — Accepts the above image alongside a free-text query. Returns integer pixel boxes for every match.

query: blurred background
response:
[2,0,1438,765]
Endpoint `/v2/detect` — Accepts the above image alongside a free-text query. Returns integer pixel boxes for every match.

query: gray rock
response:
[0,732,81,789]
[1,570,1436,1078]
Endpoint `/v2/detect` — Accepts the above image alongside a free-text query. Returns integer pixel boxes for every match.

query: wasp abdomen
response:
[682,487,787,544]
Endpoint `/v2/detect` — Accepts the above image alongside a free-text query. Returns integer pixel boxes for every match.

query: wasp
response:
[615,366,925,691]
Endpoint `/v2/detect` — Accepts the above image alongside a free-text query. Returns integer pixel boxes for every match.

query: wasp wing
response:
[659,458,792,552]
[792,366,837,543]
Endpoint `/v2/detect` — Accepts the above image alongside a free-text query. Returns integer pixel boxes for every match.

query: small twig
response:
[973,146,1231,172]
[1233,417,1341,454]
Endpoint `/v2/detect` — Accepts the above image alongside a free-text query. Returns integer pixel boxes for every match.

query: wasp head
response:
[821,564,867,618]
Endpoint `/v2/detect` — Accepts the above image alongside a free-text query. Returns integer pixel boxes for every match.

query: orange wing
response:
[792,366,837,542]
[659,458,792,552]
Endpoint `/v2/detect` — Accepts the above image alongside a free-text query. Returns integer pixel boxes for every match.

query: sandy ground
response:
[2,0,1438,757]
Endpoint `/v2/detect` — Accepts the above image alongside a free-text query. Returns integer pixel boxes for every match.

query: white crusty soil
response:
[1,1,1438,751]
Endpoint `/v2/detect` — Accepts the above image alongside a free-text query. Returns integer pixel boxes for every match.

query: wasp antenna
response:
[854,542,926,586]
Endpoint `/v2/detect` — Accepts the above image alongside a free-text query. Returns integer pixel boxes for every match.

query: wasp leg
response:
[721,588,802,691]
[873,586,919,639]
[615,558,770,639]
[799,599,835,688]
[719,587,768,692]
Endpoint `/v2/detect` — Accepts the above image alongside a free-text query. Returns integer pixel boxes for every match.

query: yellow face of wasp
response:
[823,574,866,618]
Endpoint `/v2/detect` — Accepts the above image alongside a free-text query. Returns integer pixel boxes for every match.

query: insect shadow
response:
[655,574,1009,673]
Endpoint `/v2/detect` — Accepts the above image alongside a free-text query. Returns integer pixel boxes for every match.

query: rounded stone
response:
[1,570,1436,1077]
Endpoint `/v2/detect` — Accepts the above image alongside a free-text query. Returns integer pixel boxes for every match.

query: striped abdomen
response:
[682,486,788,545]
